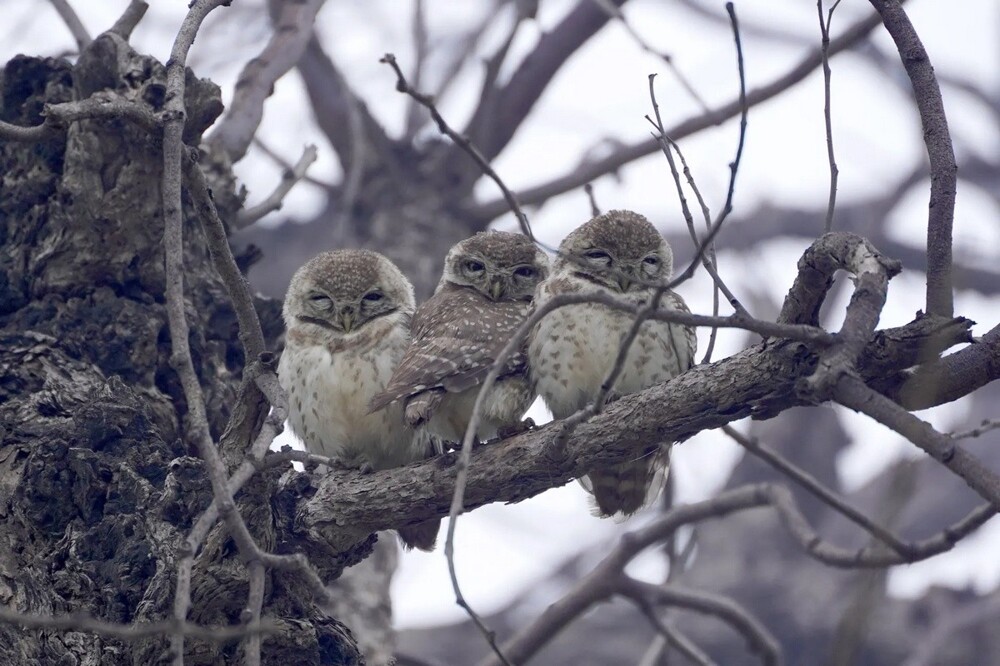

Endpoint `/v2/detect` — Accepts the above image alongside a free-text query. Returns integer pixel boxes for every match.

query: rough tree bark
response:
[0,37,366,665]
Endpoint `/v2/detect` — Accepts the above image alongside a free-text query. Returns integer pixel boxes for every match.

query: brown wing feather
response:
[370,284,528,412]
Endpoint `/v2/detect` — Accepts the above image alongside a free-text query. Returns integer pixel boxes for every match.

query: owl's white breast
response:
[278,316,422,469]
[530,277,691,419]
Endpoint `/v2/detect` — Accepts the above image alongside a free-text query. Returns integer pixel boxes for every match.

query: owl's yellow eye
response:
[464,259,485,273]
[363,291,384,302]
[514,266,537,278]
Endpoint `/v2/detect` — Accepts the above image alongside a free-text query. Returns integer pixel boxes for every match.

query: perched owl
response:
[370,231,549,444]
[529,210,696,518]
[278,249,440,550]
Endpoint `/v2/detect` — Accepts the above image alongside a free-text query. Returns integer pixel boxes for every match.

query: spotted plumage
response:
[278,249,440,550]
[371,231,549,443]
[529,210,696,518]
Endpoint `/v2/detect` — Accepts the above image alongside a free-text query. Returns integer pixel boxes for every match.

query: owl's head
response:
[439,231,549,302]
[283,249,415,336]
[555,210,672,292]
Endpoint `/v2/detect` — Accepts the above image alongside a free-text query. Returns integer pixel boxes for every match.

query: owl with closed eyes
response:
[370,231,549,444]
[529,210,696,518]
[278,249,439,550]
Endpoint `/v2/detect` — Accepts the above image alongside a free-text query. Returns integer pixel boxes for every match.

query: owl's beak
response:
[338,306,356,332]
[489,279,505,301]
[616,266,636,292]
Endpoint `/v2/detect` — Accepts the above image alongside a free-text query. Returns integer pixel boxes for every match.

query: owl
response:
[370,231,549,444]
[278,249,439,550]
[529,210,696,518]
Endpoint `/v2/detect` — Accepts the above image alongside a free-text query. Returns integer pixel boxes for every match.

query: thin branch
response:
[206,0,328,162]
[951,419,1000,441]
[723,425,912,557]
[252,137,335,189]
[48,0,91,50]
[590,0,711,115]
[619,578,781,666]
[835,374,1000,509]
[240,561,266,666]
[630,593,717,666]
[654,131,722,362]
[160,2,233,660]
[818,0,842,232]
[0,96,159,142]
[467,8,886,221]
[403,0,429,138]
[583,183,601,216]
[868,0,956,317]
[380,52,534,241]
[236,144,319,228]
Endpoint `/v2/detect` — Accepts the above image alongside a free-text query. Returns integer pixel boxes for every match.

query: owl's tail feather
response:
[398,518,441,552]
[582,444,671,521]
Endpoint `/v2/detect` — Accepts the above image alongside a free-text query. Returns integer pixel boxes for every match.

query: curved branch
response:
[868,0,957,318]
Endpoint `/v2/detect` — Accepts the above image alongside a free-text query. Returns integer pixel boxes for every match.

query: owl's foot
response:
[358,461,374,474]
[497,417,536,440]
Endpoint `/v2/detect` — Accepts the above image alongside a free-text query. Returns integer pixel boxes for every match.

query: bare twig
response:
[403,0,429,138]
[252,137,335,189]
[236,144,319,227]
[583,182,601,216]
[818,0,842,232]
[653,131,722,362]
[868,0,956,317]
[380,52,534,241]
[589,0,711,115]
[241,560,267,666]
[630,594,717,666]
[951,419,1000,441]
[0,96,159,142]
[620,578,781,666]
[207,0,328,162]
[48,0,91,50]
[159,3,233,660]
[723,425,912,557]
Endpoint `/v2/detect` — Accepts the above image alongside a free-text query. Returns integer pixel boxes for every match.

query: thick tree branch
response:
[868,0,957,318]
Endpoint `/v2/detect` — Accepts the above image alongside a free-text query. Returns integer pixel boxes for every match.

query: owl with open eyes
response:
[529,210,696,518]
[370,231,549,444]
[278,249,439,550]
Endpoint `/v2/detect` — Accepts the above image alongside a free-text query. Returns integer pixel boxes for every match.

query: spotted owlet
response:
[529,210,696,518]
[370,231,549,444]
[278,249,440,550]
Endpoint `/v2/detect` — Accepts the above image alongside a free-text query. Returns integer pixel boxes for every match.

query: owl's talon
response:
[498,417,535,439]
[358,462,374,474]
